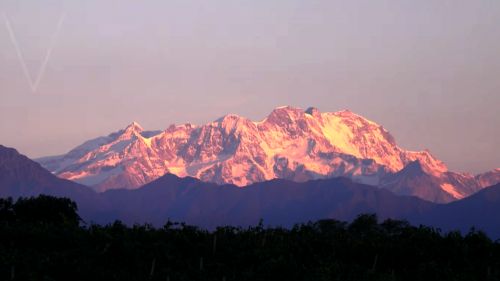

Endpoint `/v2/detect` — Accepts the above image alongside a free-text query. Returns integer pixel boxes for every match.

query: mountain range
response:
[37,106,498,203]
[2,144,500,238]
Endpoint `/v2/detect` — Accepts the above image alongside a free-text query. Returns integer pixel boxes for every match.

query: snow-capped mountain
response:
[37,106,497,202]
[379,161,485,203]
[475,169,500,189]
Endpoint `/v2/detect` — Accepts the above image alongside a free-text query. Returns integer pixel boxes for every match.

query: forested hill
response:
[1,196,499,281]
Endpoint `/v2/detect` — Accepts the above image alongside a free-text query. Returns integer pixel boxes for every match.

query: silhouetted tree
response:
[12,195,81,226]
[0,195,499,281]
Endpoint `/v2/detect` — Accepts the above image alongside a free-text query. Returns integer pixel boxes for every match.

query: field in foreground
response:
[1,196,499,281]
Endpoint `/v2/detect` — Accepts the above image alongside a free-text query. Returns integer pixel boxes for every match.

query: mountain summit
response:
[37,106,498,202]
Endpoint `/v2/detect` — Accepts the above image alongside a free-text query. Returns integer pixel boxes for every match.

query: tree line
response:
[1,195,499,281]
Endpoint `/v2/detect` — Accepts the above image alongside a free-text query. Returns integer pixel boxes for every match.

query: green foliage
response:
[0,196,499,281]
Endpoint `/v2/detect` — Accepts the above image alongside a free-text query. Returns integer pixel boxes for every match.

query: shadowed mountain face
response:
[415,183,500,236]
[0,145,99,218]
[96,175,435,228]
[0,145,92,198]
[36,106,498,203]
[98,179,500,238]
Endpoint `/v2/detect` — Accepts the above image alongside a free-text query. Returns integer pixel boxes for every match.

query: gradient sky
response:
[0,0,499,173]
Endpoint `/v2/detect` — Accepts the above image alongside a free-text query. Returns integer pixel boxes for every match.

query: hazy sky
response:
[0,0,499,173]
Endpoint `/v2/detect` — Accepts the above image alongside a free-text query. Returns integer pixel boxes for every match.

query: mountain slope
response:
[36,106,495,202]
[96,173,435,228]
[416,183,500,238]
[0,145,99,218]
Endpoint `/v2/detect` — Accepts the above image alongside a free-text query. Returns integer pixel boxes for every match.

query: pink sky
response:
[0,0,499,173]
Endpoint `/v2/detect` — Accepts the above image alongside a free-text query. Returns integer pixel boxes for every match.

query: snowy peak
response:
[389,159,446,179]
[404,150,448,176]
[121,121,144,137]
[215,114,256,135]
[476,169,500,188]
[264,106,306,126]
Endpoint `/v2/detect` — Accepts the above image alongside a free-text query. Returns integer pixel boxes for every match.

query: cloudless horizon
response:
[1,0,499,173]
